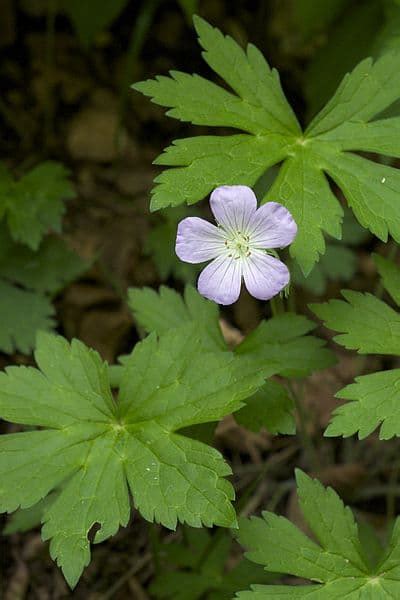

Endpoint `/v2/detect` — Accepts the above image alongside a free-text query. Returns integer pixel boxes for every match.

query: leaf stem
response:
[270,294,285,316]
[271,294,320,472]
[116,0,160,153]
[45,0,57,148]
[287,380,320,472]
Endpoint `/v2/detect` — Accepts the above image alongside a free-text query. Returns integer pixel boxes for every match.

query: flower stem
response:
[270,293,320,471]
[270,295,285,316]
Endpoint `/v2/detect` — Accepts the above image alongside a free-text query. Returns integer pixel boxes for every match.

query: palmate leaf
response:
[291,244,357,295]
[287,208,365,295]
[133,16,400,274]
[235,312,335,378]
[0,280,55,354]
[0,328,266,588]
[303,0,383,118]
[151,529,275,600]
[235,380,295,435]
[0,229,88,295]
[129,285,334,435]
[128,284,226,353]
[236,470,400,598]
[0,227,87,353]
[129,285,335,377]
[0,162,75,250]
[64,0,129,47]
[312,256,400,439]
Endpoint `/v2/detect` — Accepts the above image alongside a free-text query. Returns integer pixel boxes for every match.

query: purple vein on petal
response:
[210,186,257,235]
[243,250,289,300]
[249,202,298,248]
[197,255,242,305]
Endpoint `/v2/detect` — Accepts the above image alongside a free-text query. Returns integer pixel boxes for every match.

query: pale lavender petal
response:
[176,217,225,264]
[197,255,242,305]
[243,250,289,301]
[248,202,297,248]
[210,185,257,234]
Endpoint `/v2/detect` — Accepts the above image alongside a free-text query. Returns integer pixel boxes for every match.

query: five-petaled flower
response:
[175,185,297,305]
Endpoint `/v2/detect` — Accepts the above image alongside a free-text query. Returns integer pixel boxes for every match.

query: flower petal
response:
[210,185,257,234]
[249,202,297,248]
[243,250,289,301]
[175,217,225,264]
[197,255,242,305]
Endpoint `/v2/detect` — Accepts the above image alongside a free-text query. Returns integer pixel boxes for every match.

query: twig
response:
[100,553,151,600]
[128,575,150,600]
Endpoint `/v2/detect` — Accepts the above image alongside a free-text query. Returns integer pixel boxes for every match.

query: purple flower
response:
[175,185,297,305]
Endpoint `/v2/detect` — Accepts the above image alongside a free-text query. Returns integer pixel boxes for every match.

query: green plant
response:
[0,163,86,353]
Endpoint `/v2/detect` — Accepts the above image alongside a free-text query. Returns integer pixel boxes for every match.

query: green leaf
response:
[373,0,400,57]
[236,470,400,598]
[64,0,129,47]
[374,252,400,305]
[4,494,56,534]
[306,52,400,136]
[151,529,275,600]
[303,1,383,118]
[291,0,347,40]
[151,134,290,211]
[0,226,87,354]
[178,0,199,22]
[133,16,400,274]
[235,380,295,434]
[0,328,266,587]
[0,231,87,294]
[264,147,343,273]
[0,280,54,354]
[291,209,365,295]
[0,162,75,250]
[326,369,400,440]
[291,244,357,295]
[236,313,335,377]
[128,284,226,352]
[312,266,400,439]
[311,290,400,355]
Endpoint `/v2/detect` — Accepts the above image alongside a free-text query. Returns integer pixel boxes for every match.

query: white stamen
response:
[223,229,255,260]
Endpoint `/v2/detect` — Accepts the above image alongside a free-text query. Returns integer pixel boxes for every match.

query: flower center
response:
[224,230,252,259]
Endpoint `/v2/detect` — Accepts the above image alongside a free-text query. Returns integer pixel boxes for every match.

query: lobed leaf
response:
[134,16,400,273]
[0,280,54,354]
[64,0,129,47]
[0,327,266,587]
[312,265,400,439]
[236,312,336,378]
[326,370,400,440]
[128,284,226,352]
[374,253,400,306]
[0,230,87,294]
[311,290,400,355]
[1,162,75,250]
[236,470,400,598]
[235,380,295,435]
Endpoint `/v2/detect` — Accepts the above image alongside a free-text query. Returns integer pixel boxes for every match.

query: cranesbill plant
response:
[3,11,400,597]
[134,16,400,275]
